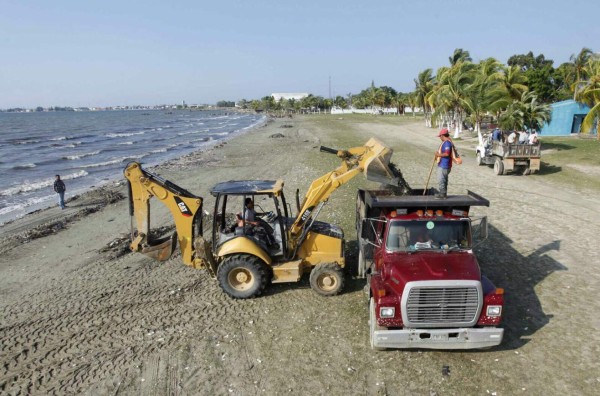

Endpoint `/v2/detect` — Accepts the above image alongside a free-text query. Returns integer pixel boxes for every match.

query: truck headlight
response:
[379,307,395,318]
[487,305,502,317]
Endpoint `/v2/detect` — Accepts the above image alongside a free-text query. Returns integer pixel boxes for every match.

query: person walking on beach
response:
[434,128,453,199]
[54,175,66,209]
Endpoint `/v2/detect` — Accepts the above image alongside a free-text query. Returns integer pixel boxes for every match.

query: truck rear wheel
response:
[309,263,344,296]
[493,157,504,176]
[369,298,386,351]
[217,254,269,299]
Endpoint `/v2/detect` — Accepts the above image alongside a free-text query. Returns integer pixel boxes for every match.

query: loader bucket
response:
[139,232,178,261]
[362,138,401,186]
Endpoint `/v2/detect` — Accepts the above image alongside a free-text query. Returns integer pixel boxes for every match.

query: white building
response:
[271,93,310,101]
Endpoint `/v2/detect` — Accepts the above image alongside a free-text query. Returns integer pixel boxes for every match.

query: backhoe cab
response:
[124,138,404,299]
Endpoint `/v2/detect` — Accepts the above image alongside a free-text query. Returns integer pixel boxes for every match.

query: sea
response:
[0,110,265,225]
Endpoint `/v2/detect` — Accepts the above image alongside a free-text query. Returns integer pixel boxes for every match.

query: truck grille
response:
[402,281,482,327]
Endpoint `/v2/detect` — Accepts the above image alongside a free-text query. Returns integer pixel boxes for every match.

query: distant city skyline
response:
[1,0,598,108]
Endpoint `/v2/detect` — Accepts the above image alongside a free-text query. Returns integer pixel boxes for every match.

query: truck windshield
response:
[386,220,471,252]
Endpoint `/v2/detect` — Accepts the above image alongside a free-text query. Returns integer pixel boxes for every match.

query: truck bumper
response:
[372,327,504,350]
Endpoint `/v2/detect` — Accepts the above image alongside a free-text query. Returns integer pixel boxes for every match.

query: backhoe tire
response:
[493,157,504,176]
[309,263,344,296]
[217,254,269,299]
[369,298,387,351]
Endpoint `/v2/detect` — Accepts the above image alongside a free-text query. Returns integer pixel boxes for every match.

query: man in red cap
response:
[434,128,453,199]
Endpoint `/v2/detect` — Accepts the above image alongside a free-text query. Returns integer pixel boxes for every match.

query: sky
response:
[1,0,598,108]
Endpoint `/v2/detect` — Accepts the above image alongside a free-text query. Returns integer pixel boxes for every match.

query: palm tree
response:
[414,69,435,126]
[498,102,524,131]
[434,61,476,137]
[570,47,594,99]
[395,92,408,115]
[521,91,551,131]
[576,57,600,138]
[501,65,529,100]
[499,91,551,132]
[449,48,472,66]
[462,58,505,133]
[407,93,419,117]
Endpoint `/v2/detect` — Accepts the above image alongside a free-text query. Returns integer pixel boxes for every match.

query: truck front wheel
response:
[217,254,269,299]
[309,263,344,296]
[476,152,483,166]
[369,298,386,351]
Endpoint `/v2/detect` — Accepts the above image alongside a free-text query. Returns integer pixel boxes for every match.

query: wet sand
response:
[1,115,600,395]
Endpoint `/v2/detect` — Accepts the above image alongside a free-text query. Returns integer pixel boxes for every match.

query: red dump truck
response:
[356,189,504,350]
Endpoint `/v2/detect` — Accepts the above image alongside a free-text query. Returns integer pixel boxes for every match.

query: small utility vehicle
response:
[476,130,541,175]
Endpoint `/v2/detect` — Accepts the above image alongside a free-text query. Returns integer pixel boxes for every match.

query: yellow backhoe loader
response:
[124,138,406,299]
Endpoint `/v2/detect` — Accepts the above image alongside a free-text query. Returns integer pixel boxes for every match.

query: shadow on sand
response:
[477,225,566,350]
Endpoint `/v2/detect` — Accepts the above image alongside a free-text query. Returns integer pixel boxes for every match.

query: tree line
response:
[224,47,599,137]
[413,48,599,137]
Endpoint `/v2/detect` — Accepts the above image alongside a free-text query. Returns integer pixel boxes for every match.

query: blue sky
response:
[1,0,598,108]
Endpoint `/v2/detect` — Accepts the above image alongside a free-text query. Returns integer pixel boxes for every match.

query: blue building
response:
[540,100,592,136]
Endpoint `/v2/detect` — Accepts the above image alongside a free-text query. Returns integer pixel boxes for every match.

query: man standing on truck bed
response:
[434,128,453,199]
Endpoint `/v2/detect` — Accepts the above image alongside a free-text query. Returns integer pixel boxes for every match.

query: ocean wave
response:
[12,163,37,170]
[0,195,55,217]
[177,130,204,136]
[14,139,42,145]
[44,141,82,149]
[0,170,88,197]
[62,150,101,160]
[81,155,146,168]
[118,141,134,145]
[107,131,145,138]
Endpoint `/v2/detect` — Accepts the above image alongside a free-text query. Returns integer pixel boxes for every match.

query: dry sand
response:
[1,115,600,395]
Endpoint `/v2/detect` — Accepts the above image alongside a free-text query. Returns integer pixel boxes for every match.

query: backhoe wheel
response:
[369,298,386,351]
[493,157,504,176]
[217,255,269,299]
[476,152,483,166]
[309,263,345,296]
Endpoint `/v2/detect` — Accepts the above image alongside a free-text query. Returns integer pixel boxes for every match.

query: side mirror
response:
[361,218,386,248]
[471,216,488,247]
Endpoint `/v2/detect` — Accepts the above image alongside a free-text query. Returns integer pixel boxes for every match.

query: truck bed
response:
[361,189,489,209]
[492,141,541,158]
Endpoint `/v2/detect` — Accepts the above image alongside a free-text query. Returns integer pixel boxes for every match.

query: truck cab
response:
[357,189,504,350]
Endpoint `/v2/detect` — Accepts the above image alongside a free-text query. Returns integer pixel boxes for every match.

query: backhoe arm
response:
[289,138,399,237]
[124,162,204,268]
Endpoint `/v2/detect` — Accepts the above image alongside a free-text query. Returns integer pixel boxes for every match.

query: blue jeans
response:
[57,192,65,208]
[437,167,451,196]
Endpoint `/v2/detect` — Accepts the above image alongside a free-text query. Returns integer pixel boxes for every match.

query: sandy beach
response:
[1,115,600,395]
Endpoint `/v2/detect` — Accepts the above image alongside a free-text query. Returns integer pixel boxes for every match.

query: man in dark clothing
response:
[492,128,502,141]
[54,175,66,209]
[434,128,453,199]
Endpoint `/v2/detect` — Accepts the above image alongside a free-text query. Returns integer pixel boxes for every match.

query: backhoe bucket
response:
[362,138,401,186]
[139,232,178,262]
